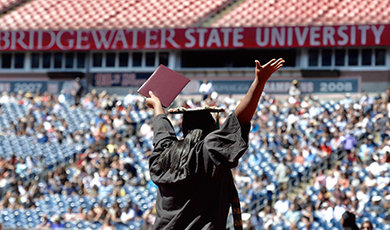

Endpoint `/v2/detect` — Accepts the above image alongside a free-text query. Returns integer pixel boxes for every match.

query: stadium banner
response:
[208,78,361,94]
[92,72,152,87]
[1,24,389,51]
[0,80,74,94]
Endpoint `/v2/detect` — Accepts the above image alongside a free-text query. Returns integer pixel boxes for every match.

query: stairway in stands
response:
[198,0,245,27]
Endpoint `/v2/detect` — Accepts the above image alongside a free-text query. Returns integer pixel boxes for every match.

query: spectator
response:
[63,207,77,222]
[340,211,359,230]
[305,148,317,164]
[317,201,334,223]
[275,158,290,190]
[333,198,347,222]
[98,180,113,200]
[316,186,331,210]
[288,80,301,104]
[343,132,357,152]
[36,215,51,229]
[123,89,138,107]
[294,151,305,165]
[360,220,373,230]
[284,203,301,226]
[301,205,314,228]
[72,77,84,106]
[313,170,326,190]
[259,205,280,229]
[364,172,377,188]
[338,172,351,189]
[326,170,338,191]
[370,196,384,213]
[198,79,214,100]
[50,215,65,229]
[120,203,135,224]
[75,207,87,222]
[101,218,114,230]
[274,193,290,217]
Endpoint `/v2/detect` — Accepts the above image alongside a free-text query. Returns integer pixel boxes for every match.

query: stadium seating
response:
[0,185,155,229]
[0,0,232,30]
[0,101,94,169]
[0,91,389,229]
[211,0,390,27]
[0,0,20,14]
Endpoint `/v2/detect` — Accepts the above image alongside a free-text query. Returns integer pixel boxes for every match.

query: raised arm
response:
[145,91,165,117]
[234,58,284,125]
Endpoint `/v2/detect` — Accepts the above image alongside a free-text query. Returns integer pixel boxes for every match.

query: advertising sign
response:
[210,78,361,94]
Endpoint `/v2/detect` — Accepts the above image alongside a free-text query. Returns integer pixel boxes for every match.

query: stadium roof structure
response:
[0,0,389,30]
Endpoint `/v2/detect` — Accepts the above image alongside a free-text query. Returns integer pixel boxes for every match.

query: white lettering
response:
[184,29,196,48]
[337,26,348,45]
[323,26,335,45]
[76,30,90,49]
[91,30,115,49]
[37,30,55,49]
[56,30,75,50]
[28,31,34,49]
[256,28,269,46]
[132,29,138,48]
[295,27,308,46]
[309,27,321,46]
[11,31,29,49]
[197,28,208,47]
[287,27,293,46]
[0,32,10,50]
[358,25,370,45]
[145,29,159,48]
[233,28,244,47]
[206,29,221,47]
[160,29,180,48]
[112,30,129,49]
[220,28,232,46]
[271,27,285,46]
[371,25,385,44]
[350,26,356,45]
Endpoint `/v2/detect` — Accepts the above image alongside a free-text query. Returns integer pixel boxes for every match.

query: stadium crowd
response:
[0,85,389,230]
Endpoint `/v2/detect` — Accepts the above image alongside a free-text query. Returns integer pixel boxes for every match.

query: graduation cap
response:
[168,106,225,136]
[168,106,224,114]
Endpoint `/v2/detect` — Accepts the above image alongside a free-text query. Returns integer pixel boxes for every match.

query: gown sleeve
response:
[152,114,177,151]
[149,114,180,184]
[203,113,250,168]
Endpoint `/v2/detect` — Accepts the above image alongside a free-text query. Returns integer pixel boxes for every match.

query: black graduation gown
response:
[149,113,250,230]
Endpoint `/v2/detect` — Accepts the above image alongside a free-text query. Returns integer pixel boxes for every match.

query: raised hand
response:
[255,58,285,83]
[145,91,162,109]
[234,58,285,125]
[146,91,165,117]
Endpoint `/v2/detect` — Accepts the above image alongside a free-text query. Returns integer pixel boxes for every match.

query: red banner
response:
[1,24,389,51]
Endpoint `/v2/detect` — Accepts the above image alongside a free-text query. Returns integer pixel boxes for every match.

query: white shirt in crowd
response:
[326,174,338,191]
[120,209,135,223]
[273,199,290,216]
[316,206,334,223]
[333,205,346,221]
[198,81,214,95]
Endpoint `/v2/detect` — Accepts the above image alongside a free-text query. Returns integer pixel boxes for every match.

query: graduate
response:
[146,58,285,230]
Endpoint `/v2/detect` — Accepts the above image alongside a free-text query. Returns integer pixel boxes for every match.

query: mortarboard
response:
[168,106,224,114]
[168,106,225,136]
